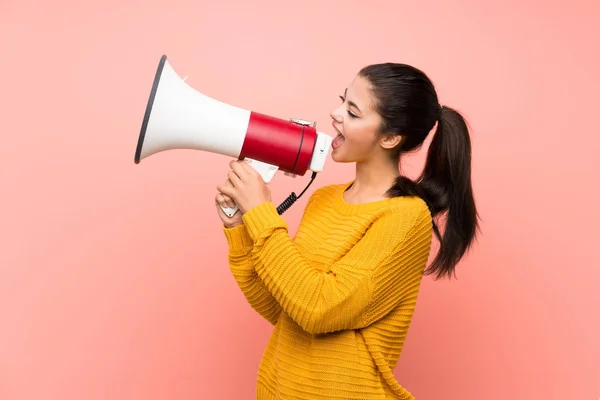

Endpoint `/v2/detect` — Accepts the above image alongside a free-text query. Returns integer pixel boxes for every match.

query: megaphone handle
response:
[220,158,279,217]
[220,204,239,218]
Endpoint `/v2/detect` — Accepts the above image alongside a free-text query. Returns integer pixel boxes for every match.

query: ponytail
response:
[387,106,478,279]
[418,105,479,279]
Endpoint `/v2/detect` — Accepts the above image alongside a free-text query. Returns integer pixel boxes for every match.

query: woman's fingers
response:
[216,192,236,209]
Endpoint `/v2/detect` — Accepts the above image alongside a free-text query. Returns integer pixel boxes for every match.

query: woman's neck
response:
[344,157,400,204]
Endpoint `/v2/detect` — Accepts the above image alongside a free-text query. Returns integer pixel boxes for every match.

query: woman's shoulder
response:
[387,195,431,215]
[374,195,431,225]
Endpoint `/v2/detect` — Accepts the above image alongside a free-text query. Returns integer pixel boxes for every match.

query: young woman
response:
[215,63,479,400]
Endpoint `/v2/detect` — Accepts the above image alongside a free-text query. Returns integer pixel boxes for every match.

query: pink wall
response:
[1,0,598,399]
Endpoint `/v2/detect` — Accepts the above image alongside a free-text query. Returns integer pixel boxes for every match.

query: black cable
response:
[276,171,318,215]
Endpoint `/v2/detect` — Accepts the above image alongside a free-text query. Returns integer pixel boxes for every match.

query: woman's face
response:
[329,75,388,164]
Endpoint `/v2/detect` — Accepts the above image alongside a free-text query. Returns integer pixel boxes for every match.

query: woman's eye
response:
[339,95,357,118]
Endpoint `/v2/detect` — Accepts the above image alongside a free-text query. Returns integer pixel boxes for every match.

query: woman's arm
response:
[224,223,282,326]
[242,200,433,335]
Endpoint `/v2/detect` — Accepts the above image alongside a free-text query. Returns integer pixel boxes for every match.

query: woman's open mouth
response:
[331,123,344,150]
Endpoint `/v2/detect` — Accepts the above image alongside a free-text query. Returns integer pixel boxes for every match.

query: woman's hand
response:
[217,160,271,214]
[215,181,243,228]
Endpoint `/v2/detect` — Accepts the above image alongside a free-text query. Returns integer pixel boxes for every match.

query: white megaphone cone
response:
[135,55,333,217]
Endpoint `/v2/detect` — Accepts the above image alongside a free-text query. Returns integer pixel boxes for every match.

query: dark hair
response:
[359,63,480,280]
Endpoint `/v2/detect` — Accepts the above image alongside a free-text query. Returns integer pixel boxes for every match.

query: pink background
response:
[1,0,598,399]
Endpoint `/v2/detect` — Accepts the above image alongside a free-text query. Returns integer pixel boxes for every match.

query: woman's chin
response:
[331,149,341,162]
[331,149,350,163]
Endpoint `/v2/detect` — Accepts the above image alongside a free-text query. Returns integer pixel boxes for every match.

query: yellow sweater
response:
[223,183,433,399]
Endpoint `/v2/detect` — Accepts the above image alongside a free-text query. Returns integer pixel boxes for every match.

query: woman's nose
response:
[329,106,343,122]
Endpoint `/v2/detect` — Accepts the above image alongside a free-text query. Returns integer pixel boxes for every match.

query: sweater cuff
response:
[223,224,253,253]
[242,202,287,241]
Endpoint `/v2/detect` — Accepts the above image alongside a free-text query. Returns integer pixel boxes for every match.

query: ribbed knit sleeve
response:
[223,224,282,326]
[241,199,432,335]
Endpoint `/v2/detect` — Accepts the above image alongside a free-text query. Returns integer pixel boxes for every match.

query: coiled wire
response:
[276,172,318,215]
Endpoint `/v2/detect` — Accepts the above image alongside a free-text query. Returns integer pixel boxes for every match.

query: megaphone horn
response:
[135,55,333,216]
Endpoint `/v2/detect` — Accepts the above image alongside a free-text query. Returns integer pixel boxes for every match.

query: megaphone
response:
[134,55,333,217]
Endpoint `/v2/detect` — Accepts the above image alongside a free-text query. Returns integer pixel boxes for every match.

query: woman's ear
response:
[379,133,403,150]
